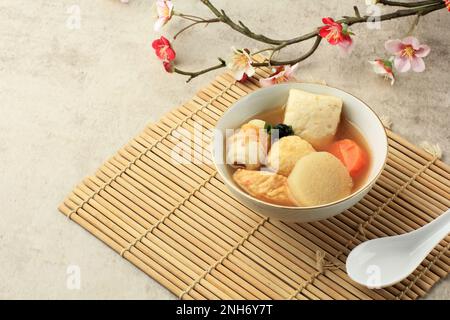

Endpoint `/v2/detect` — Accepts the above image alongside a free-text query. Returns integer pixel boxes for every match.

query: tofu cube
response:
[284,89,343,149]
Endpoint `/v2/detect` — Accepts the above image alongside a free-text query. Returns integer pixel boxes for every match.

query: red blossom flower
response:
[163,61,174,73]
[152,36,176,62]
[319,17,354,53]
[238,73,249,83]
[446,0,450,11]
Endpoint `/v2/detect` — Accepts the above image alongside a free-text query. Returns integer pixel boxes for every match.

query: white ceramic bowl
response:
[211,83,387,223]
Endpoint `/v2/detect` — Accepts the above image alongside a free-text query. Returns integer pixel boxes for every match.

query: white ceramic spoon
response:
[346,209,450,288]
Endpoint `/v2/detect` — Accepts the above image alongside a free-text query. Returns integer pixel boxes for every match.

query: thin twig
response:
[251,47,277,56]
[174,13,205,22]
[405,14,422,36]
[354,6,361,18]
[253,36,323,67]
[251,41,289,63]
[173,58,227,83]
[173,18,220,40]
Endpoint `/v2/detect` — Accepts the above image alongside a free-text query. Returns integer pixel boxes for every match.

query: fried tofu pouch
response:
[267,135,315,176]
[287,152,353,206]
[284,89,343,149]
[233,169,297,206]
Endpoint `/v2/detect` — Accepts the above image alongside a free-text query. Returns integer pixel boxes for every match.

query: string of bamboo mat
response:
[58,55,449,300]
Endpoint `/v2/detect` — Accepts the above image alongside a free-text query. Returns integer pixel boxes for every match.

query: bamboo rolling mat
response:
[58,61,450,300]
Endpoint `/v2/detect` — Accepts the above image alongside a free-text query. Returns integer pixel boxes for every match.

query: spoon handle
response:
[414,209,450,257]
[422,209,450,239]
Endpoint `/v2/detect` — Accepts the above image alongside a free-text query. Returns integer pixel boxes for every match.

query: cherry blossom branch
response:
[200,0,445,46]
[172,1,446,81]
[378,0,442,8]
[172,37,321,82]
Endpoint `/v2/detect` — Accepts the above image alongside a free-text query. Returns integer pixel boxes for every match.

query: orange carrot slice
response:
[328,139,368,178]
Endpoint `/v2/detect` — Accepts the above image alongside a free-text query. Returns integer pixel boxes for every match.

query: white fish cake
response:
[284,89,343,149]
[287,152,353,206]
[267,135,315,176]
[233,169,297,206]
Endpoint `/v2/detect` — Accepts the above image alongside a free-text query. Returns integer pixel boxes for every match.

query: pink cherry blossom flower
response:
[154,0,174,31]
[228,48,255,81]
[369,58,395,85]
[385,36,430,73]
[259,63,299,87]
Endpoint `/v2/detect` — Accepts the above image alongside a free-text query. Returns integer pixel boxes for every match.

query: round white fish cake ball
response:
[268,136,315,176]
[287,152,353,206]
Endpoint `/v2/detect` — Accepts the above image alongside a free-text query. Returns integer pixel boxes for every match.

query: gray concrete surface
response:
[0,0,448,299]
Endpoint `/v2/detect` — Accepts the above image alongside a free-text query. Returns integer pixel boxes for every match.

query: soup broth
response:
[227,105,372,207]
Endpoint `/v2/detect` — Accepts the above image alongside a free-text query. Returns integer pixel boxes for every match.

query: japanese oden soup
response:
[226,88,371,207]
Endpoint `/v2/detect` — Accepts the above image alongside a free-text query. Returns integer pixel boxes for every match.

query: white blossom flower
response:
[228,48,255,81]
